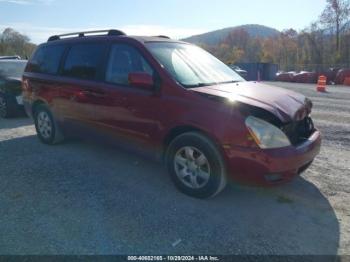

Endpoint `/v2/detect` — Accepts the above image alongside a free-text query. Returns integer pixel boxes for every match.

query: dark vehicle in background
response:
[335,68,350,85]
[0,59,27,118]
[229,65,248,79]
[320,68,340,84]
[23,30,321,198]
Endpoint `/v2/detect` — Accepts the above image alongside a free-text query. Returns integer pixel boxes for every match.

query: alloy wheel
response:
[37,111,52,139]
[174,146,211,189]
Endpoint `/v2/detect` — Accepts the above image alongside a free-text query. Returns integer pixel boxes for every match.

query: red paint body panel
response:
[191,81,310,122]
[22,35,321,186]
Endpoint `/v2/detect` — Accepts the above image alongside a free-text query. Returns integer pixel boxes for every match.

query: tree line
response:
[1,0,349,71]
[203,0,350,72]
[0,28,36,59]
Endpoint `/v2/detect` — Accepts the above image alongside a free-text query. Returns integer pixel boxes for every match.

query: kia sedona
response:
[22,29,321,198]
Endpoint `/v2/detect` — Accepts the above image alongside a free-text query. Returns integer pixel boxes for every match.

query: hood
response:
[190,81,312,123]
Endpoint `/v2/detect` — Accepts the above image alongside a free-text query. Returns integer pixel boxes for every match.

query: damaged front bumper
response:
[223,130,321,186]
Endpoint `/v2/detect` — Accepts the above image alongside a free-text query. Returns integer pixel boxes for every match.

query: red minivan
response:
[22,30,321,198]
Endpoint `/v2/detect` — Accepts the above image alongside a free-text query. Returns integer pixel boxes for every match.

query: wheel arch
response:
[162,125,224,162]
[31,99,47,116]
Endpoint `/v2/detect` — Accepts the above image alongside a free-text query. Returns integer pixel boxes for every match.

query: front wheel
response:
[166,132,227,198]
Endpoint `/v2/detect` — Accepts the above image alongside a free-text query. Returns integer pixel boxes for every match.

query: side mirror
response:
[128,72,154,90]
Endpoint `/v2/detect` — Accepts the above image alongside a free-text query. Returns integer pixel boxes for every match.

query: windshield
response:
[146,42,244,87]
[0,61,27,78]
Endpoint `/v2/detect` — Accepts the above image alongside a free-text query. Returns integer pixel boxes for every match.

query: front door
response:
[90,43,161,155]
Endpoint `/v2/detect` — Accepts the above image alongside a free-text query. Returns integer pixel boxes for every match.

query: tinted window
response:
[105,44,153,85]
[28,45,65,74]
[62,44,105,80]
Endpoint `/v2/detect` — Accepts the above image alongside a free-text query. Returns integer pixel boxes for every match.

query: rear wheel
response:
[166,132,227,198]
[34,104,64,144]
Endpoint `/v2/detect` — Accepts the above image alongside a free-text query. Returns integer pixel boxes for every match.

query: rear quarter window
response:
[62,43,106,81]
[27,45,66,75]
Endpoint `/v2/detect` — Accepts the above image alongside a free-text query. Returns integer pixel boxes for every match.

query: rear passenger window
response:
[105,44,153,85]
[28,45,65,74]
[62,44,105,80]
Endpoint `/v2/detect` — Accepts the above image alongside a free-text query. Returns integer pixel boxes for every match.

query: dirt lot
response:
[0,82,349,255]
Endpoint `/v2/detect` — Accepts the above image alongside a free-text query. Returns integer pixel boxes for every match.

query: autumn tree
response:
[224,29,250,50]
[298,23,325,70]
[0,28,36,58]
[320,0,350,53]
[274,29,298,71]
[260,38,275,63]
[198,1,350,72]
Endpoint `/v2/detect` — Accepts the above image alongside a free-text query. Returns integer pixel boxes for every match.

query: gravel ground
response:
[0,82,349,255]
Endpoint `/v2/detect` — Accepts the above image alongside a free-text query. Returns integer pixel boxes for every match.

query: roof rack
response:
[47,29,126,42]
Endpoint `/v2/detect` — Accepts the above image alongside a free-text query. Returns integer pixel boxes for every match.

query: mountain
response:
[182,24,280,46]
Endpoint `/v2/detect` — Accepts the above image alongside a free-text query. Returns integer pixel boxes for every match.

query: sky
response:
[0,0,327,44]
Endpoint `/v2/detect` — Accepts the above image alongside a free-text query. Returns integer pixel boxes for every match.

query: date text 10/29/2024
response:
[127,256,220,261]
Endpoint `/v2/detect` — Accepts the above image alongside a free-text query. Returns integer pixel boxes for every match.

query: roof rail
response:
[47,29,126,42]
[155,35,171,39]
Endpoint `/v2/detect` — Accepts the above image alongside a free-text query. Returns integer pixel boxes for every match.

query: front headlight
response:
[245,116,291,149]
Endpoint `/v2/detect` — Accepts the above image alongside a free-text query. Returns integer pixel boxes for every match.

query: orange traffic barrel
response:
[317,75,327,92]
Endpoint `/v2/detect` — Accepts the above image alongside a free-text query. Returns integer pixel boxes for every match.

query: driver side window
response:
[105,44,154,86]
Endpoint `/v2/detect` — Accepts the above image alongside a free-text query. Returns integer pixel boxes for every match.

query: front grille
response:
[281,117,315,145]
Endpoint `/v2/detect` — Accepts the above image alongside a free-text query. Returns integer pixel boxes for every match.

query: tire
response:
[166,132,227,198]
[33,104,64,145]
[0,93,14,118]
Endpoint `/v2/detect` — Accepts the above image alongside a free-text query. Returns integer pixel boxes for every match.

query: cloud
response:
[0,23,206,44]
[0,0,54,5]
